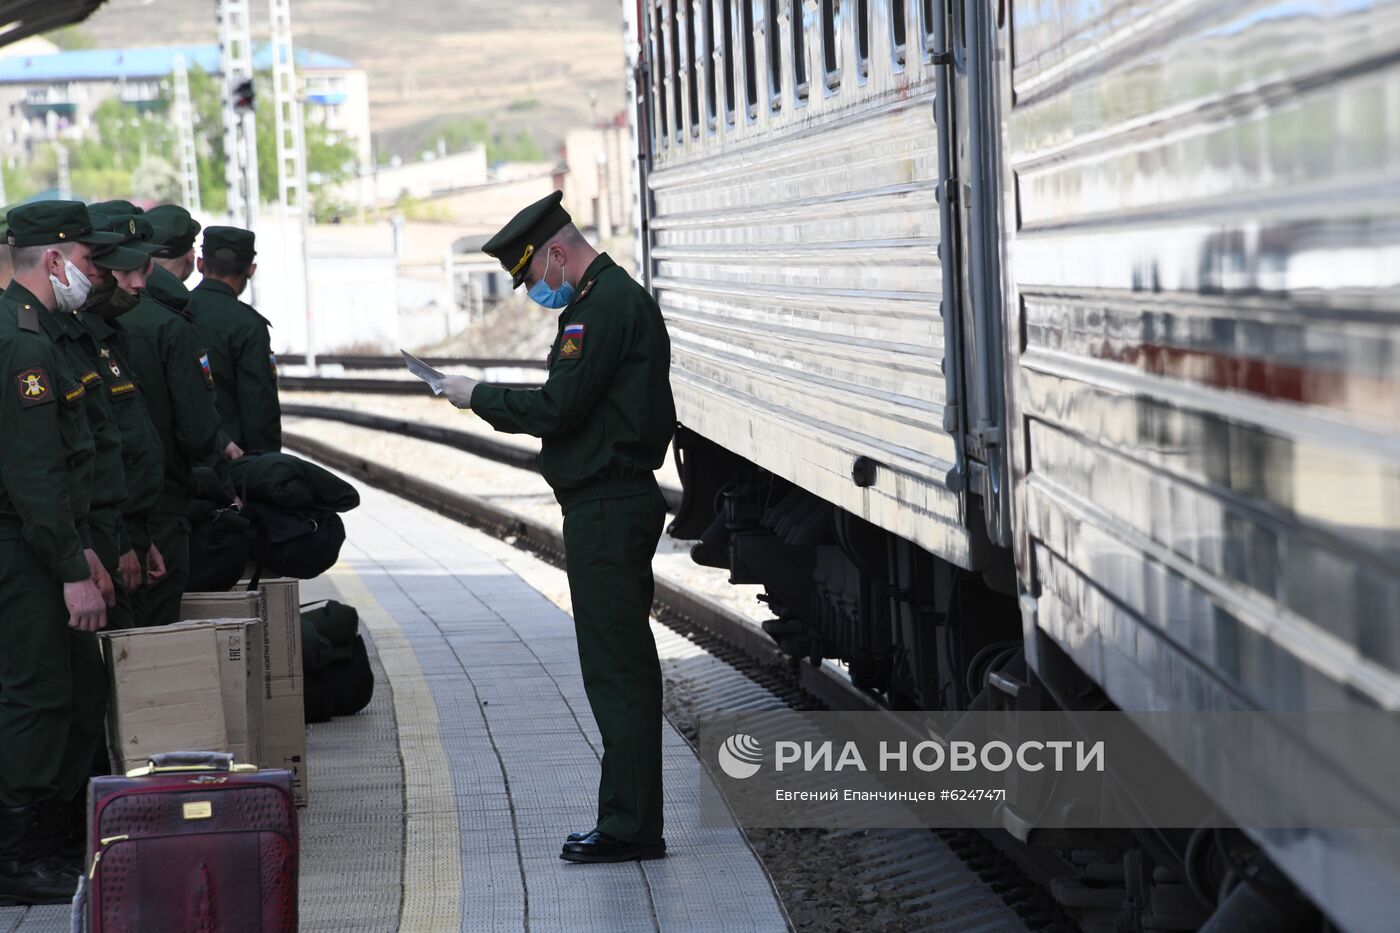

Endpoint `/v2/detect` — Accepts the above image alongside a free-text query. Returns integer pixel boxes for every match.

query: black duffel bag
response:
[242,501,346,581]
[187,507,253,591]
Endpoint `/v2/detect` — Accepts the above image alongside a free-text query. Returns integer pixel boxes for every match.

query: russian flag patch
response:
[559,323,584,359]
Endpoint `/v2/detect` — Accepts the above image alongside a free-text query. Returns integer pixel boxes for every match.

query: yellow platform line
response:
[328,562,464,932]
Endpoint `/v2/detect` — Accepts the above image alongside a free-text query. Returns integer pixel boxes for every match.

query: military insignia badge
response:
[15,367,52,407]
[107,358,122,378]
[80,370,101,387]
[559,323,585,360]
[197,351,214,388]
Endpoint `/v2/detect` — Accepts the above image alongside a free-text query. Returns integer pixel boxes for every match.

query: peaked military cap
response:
[91,242,153,272]
[482,190,571,288]
[144,204,201,257]
[90,199,143,216]
[89,212,164,256]
[6,200,124,248]
[202,225,256,262]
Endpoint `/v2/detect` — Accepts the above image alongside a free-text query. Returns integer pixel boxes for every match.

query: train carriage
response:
[627,1,1400,930]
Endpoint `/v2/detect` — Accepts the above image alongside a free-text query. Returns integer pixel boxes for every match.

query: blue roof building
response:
[0,42,370,166]
[0,44,353,83]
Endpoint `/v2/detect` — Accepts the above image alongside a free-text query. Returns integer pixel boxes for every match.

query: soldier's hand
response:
[224,440,245,460]
[64,579,107,632]
[118,549,141,590]
[86,548,116,608]
[146,543,167,584]
[443,375,480,409]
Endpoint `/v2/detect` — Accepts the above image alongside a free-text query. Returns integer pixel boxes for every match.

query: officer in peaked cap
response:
[442,190,677,863]
[0,201,114,903]
[119,206,234,626]
[188,226,281,454]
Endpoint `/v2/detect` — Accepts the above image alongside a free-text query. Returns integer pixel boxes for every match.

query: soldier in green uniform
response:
[81,212,170,628]
[40,223,139,633]
[121,206,233,626]
[188,227,281,453]
[443,192,676,863]
[0,202,115,904]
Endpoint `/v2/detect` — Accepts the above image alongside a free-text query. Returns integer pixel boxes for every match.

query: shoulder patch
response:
[197,350,214,388]
[558,323,584,360]
[14,367,53,407]
[17,304,39,333]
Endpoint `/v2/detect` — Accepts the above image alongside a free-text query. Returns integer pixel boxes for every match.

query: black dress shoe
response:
[566,829,594,843]
[560,830,666,863]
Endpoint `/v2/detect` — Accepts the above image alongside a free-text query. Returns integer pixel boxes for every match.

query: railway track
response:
[282,422,1079,931]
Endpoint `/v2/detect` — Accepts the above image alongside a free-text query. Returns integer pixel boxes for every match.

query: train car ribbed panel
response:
[1005,1,1400,925]
[645,0,969,564]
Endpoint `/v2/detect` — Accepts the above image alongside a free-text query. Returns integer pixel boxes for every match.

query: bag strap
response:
[238,468,266,591]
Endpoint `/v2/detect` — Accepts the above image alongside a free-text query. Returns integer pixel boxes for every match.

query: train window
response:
[703,0,717,129]
[821,0,841,89]
[654,2,668,145]
[891,0,907,65]
[742,0,759,119]
[766,0,782,109]
[920,0,938,52]
[855,0,869,78]
[670,0,683,141]
[792,0,810,101]
[722,0,737,122]
[686,0,700,136]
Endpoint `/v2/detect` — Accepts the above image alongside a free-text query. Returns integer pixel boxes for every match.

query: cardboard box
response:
[183,581,308,806]
[100,626,228,775]
[166,618,263,767]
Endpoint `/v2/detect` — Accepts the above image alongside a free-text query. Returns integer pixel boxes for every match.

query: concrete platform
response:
[3,478,789,932]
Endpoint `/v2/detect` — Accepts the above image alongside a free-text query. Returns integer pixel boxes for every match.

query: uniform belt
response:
[556,476,659,513]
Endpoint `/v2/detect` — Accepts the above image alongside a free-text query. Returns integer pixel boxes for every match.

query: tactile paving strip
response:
[327,565,465,932]
[297,576,406,932]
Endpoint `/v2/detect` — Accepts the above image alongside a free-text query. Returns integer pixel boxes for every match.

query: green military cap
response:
[481,190,571,288]
[6,200,124,248]
[90,199,143,216]
[88,212,157,271]
[202,225,256,262]
[91,242,153,272]
[90,211,164,256]
[144,204,201,257]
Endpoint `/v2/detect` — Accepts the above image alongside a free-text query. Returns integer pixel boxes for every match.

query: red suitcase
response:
[82,751,298,932]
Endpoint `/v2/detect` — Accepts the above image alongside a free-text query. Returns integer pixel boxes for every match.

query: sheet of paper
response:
[400,349,446,396]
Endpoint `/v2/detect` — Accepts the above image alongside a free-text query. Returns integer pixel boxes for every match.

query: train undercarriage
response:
[669,426,1328,933]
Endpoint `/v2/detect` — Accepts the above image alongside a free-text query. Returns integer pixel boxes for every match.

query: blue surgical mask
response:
[527,252,574,309]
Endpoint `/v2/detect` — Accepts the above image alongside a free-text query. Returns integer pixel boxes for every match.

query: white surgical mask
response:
[50,260,93,313]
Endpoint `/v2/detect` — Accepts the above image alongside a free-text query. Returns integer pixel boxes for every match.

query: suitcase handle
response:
[126,751,257,776]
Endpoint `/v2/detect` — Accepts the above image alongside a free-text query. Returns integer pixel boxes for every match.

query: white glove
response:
[442,375,480,409]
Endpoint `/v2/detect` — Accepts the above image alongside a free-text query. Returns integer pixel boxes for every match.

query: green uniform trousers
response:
[88,509,135,631]
[140,506,190,627]
[561,484,667,845]
[0,537,107,807]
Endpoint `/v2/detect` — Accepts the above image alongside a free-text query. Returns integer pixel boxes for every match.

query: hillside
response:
[74,0,629,160]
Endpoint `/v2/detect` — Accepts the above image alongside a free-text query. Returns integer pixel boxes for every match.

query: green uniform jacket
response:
[123,267,230,502]
[471,254,676,508]
[79,310,166,551]
[54,304,129,555]
[0,283,97,583]
[188,278,281,453]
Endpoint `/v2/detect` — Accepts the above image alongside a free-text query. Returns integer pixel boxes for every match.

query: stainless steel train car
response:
[626,0,1400,930]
